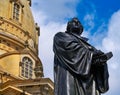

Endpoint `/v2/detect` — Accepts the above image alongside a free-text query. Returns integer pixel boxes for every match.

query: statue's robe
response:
[53,32,109,95]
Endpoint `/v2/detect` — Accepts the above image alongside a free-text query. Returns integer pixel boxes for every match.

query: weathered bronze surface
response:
[53,17,113,95]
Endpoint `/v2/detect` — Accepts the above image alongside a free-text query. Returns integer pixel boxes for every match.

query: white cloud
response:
[33,12,66,80]
[38,22,66,80]
[32,0,80,22]
[103,10,120,52]
[102,10,120,95]
[102,10,120,69]
[82,13,105,47]
[83,14,95,30]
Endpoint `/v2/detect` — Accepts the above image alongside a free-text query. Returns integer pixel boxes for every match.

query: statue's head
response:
[66,17,83,35]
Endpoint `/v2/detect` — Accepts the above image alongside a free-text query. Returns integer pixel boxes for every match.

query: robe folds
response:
[53,32,109,95]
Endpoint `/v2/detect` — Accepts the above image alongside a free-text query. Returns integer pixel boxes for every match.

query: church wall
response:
[0,0,54,94]
[0,0,10,19]
[0,0,39,52]
[0,54,20,77]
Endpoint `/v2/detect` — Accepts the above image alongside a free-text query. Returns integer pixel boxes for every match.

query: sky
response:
[31,0,120,95]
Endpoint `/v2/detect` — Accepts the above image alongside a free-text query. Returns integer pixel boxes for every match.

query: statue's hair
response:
[66,17,84,32]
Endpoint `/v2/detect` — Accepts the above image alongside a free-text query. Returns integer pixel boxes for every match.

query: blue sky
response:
[31,0,120,95]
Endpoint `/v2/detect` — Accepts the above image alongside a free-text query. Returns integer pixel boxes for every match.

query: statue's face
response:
[69,18,83,35]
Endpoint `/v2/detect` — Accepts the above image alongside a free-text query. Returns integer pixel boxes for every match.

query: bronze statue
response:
[53,17,113,95]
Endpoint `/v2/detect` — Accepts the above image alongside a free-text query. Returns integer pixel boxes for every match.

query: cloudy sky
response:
[31,0,120,95]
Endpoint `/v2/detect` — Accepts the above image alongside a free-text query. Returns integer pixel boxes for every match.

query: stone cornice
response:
[1,78,54,90]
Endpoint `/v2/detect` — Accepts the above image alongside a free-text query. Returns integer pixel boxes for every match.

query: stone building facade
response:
[0,0,54,95]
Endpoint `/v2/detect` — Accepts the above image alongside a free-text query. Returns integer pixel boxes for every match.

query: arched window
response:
[13,3,20,20]
[21,57,33,78]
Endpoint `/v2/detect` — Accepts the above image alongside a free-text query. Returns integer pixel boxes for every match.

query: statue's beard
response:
[71,27,83,35]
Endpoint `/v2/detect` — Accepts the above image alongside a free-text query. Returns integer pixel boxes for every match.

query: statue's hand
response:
[103,52,113,60]
[92,52,113,65]
[93,50,104,58]
[97,50,104,55]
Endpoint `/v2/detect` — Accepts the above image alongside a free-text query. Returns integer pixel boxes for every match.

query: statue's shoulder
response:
[54,32,72,43]
[54,32,70,38]
[55,32,66,36]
